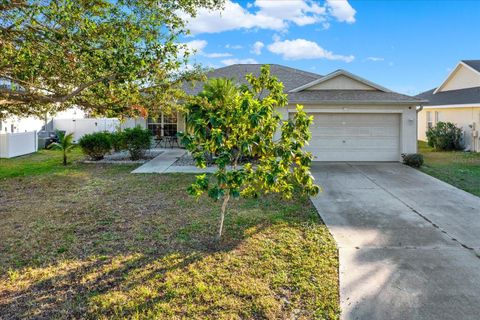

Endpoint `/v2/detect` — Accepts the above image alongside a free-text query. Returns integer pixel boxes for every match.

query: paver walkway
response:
[310,162,480,320]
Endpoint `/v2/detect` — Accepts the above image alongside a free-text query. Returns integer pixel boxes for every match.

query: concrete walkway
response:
[131,149,217,173]
[310,163,480,320]
[131,149,186,173]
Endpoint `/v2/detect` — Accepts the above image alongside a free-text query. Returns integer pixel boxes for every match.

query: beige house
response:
[417,60,480,152]
[185,64,423,162]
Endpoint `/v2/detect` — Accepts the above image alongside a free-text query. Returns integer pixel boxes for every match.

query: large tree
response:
[0,0,223,118]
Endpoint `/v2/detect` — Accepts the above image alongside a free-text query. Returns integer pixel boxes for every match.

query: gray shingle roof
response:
[462,60,480,72]
[183,64,321,95]
[416,86,480,106]
[184,64,423,105]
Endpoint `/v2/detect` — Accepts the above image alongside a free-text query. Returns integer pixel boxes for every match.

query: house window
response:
[426,111,433,129]
[147,112,177,137]
[163,113,177,137]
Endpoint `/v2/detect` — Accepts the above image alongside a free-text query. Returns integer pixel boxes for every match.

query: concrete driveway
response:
[310,163,480,320]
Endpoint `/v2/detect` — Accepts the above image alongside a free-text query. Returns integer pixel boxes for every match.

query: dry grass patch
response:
[0,156,338,319]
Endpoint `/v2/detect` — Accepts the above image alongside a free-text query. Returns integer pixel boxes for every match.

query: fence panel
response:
[0,131,38,158]
[53,118,146,142]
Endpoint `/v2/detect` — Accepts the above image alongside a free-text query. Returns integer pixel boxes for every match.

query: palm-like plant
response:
[48,131,75,166]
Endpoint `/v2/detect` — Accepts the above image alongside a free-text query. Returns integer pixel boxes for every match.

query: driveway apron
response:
[310,163,480,320]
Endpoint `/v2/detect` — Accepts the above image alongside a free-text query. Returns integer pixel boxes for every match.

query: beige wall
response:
[439,64,480,92]
[279,103,418,159]
[307,75,376,91]
[418,107,480,151]
[177,113,186,133]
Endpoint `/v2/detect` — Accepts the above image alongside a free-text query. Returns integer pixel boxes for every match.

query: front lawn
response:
[0,151,339,319]
[418,141,480,197]
[0,148,84,179]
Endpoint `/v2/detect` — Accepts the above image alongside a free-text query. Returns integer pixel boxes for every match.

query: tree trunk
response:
[217,193,230,240]
[63,152,67,166]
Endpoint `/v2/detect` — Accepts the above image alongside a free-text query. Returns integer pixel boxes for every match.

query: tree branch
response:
[0,74,117,106]
[0,0,28,11]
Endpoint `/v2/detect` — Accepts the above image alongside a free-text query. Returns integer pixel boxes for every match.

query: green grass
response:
[418,141,480,197]
[0,152,339,319]
[0,148,84,179]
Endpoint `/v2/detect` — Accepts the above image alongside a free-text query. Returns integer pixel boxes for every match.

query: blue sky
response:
[181,0,480,95]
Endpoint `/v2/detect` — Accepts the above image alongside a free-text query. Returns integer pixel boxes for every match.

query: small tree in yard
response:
[179,66,320,240]
[48,130,75,166]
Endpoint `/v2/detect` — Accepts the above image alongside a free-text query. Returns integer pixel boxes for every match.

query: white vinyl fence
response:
[53,118,146,142]
[0,131,38,158]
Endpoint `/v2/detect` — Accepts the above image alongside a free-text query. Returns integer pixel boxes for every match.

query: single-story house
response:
[183,64,424,162]
[416,60,480,152]
[3,64,424,161]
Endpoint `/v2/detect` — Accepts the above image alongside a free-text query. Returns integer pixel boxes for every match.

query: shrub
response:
[123,126,151,160]
[110,131,126,152]
[402,153,424,168]
[78,132,112,160]
[426,121,463,151]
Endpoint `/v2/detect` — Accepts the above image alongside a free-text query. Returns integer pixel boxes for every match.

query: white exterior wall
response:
[0,116,44,133]
[439,64,480,92]
[418,106,480,152]
[0,107,86,134]
[0,131,38,158]
[280,103,418,160]
[306,75,376,91]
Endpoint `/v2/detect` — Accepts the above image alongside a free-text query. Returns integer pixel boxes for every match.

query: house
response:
[183,64,424,162]
[416,60,480,152]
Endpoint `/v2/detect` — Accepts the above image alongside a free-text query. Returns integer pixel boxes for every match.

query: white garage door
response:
[304,113,400,161]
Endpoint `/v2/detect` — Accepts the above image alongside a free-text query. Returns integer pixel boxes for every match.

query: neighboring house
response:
[417,60,480,152]
[0,107,85,134]
[184,64,424,162]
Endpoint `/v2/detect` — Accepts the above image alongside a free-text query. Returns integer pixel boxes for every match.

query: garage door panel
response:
[302,113,400,161]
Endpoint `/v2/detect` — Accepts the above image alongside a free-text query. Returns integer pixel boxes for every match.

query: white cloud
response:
[365,56,384,62]
[251,41,264,55]
[221,58,258,66]
[183,1,283,34]
[254,0,326,26]
[184,40,232,59]
[183,0,355,35]
[225,44,243,49]
[184,39,208,53]
[204,52,233,58]
[267,38,354,62]
[326,0,356,23]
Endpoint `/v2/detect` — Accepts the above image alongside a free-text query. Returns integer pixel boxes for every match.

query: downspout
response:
[415,105,424,153]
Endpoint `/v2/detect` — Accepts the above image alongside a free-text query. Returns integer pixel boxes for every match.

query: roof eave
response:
[423,102,480,108]
[287,100,427,105]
